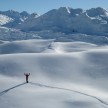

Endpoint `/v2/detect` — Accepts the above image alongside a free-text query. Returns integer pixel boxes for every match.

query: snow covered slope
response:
[0,7,108,108]
[0,14,13,25]
[0,39,53,54]
[0,26,41,41]
[0,39,108,108]
[0,39,104,54]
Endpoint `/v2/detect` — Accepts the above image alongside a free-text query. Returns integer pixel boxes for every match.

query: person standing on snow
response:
[24,73,30,83]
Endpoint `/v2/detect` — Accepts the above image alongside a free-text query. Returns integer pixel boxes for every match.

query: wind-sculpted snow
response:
[0,39,103,54]
[50,42,98,53]
[0,39,108,108]
[0,39,54,54]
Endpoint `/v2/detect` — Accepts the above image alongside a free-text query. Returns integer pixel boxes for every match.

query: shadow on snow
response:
[0,82,26,96]
[29,82,108,107]
[0,81,108,107]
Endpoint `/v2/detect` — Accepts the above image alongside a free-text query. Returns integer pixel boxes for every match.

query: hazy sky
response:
[0,0,108,14]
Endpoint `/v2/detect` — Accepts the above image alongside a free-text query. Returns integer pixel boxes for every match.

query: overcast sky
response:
[0,0,108,14]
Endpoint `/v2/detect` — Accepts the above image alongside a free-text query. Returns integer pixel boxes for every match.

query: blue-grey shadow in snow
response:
[0,82,26,96]
[29,82,108,107]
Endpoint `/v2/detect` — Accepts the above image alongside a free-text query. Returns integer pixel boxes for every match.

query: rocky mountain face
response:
[0,7,108,44]
[17,7,108,36]
[0,10,38,28]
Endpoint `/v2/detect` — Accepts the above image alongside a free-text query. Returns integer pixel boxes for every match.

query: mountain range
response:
[17,7,108,35]
[0,7,108,44]
[0,10,38,27]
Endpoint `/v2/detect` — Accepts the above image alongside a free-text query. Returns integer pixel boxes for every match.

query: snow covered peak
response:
[58,7,71,14]
[71,8,83,15]
[0,14,13,25]
[66,7,71,14]
[6,10,18,13]
[0,10,20,18]
[0,7,108,37]
[17,7,108,35]
[57,7,83,15]
[0,10,31,27]
[58,7,70,11]
[30,13,39,18]
[86,7,108,17]
[20,11,30,17]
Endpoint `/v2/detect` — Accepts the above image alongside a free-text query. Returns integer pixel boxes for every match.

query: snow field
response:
[0,39,108,108]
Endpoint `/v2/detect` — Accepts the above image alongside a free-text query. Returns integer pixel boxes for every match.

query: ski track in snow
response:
[0,82,26,96]
[0,40,108,108]
[0,81,108,107]
[29,82,108,107]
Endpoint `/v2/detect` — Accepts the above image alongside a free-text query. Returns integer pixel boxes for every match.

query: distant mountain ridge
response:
[0,10,38,28]
[0,7,108,44]
[0,7,108,36]
[17,7,108,36]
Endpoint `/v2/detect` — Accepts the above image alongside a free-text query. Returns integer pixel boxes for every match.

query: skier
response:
[24,73,30,83]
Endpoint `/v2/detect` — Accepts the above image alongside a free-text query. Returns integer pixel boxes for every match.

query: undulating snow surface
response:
[0,39,108,108]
